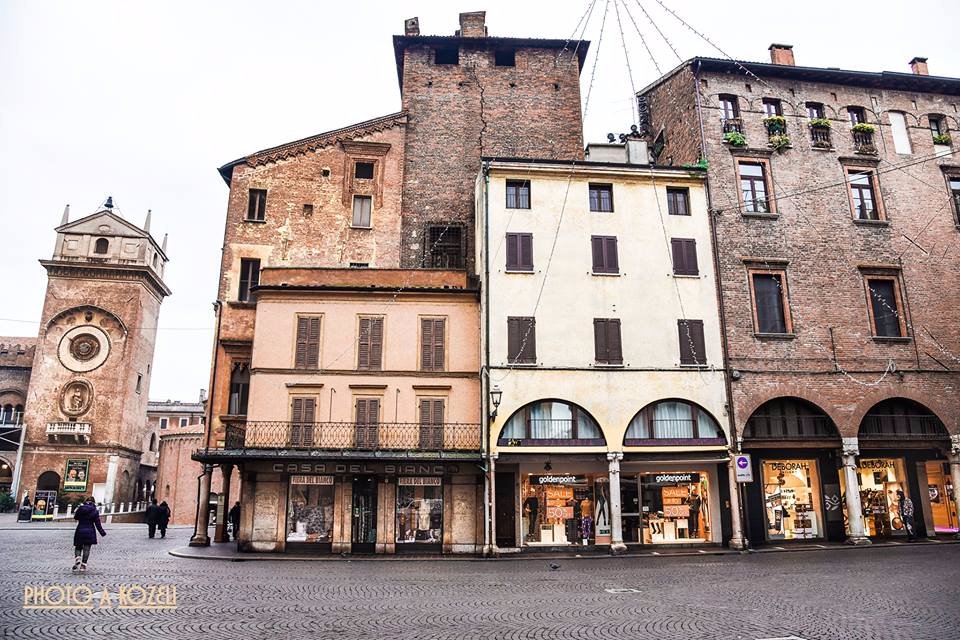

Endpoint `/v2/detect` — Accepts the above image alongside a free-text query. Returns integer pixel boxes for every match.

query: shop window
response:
[624,400,724,445]
[838,458,910,537]
[925,461,959,534]
[761,460,824,541]
[744,397,838,440]
[521,474,601,546]
[748,269,792,334]
[639,472,710,543]
[506,180,531,209]
[286,475,334,548]
[500,400,603,445]
[864,276,904,337]
[396,477,443,546]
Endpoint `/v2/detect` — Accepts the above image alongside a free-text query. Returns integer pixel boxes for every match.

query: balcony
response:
[809,124,832,149]
[46,421,91,443]
[220,421,482,453]
[721,117,743,134]
[859,414,947,440]
[852,129,877,154]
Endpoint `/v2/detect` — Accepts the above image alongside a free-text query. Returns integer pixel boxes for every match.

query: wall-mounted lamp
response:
[489,385,503,421]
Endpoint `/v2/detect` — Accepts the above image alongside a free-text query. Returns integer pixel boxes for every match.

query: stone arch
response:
[623,398,727,445]
[45,305,128,337]
[850,390,954,437]
[497,399,606,446]
[735,384,845,439]
[36,470,61,491]
[742,396,841,442]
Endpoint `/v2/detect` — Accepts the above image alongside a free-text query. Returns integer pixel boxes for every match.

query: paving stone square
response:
[1,525,958,639]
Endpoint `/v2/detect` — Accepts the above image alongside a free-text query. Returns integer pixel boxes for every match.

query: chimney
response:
[457,11,487,38]
[404,17,419,37]
[768,43,795,66]
[909,56,929,75]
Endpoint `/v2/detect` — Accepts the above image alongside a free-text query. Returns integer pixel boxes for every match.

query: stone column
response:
[487,453,498,557]
[607,452,626,554]
[951,435,960,540]
[841,438,870,545]
[726,456,749,550]
[214,464,234,543]
[189,464,214,547]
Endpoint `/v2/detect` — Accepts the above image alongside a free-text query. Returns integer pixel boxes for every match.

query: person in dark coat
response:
[73,496,106,573]
[157,501,171,539]
[145,499,160,538]
[228,501,241,540]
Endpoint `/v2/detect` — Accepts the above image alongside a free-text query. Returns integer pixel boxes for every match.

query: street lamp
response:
[489,386,503,421]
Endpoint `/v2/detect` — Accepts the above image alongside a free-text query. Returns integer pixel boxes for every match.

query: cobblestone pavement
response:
[1,525,958,640]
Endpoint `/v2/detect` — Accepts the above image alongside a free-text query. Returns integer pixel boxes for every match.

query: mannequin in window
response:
[688,487,702,538]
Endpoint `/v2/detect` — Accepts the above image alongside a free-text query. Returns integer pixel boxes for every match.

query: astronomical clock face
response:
[58,325,110,373]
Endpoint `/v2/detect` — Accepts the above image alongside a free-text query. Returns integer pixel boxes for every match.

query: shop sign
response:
[645,473,700,487]
[733,454,753,483]
[823,484,843,522]
[857,459,895,470]
[63,459,89,492]
[531,475,586,485]
[291,475,334,485]
[398,477,442,486]
[270,462,455,475]
[767,462,810,472]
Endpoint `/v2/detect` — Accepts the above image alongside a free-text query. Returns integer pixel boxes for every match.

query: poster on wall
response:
[594,478,611,537]
[63,459,89,492]
[31,490,57,521]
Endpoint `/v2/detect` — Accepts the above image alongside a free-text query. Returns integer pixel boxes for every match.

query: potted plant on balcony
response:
[809,117,832,129]
[769,134,791,152]
[723,131,747,147]
[763,115,787,135]
[851,123,875,134]
[933,133,952,146]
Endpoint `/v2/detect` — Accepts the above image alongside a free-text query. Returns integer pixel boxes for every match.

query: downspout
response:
[482,162,493,557]
[695,60,746,547]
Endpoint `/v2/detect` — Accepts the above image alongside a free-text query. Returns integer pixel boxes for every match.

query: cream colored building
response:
[477,142,743,552]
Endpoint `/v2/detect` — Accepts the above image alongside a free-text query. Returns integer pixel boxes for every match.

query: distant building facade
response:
[0,338,35,493]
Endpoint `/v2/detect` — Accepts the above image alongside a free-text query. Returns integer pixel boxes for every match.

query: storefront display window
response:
[521,474,600,545]
[286,475,334,545]
[840,458,909,537]
[396,477,443,545]
[639,472,710,543]
[761,460,824,541]
[926,461,958,534]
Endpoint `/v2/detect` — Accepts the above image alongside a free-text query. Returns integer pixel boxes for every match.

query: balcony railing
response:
[0,412,23,426]
[810,125,832,148]
[859,415,947,440]
[46,421,92,443]
[229,421,482,452]
[852,130,877,154]
[722,117,743,134]
[744,416,837,440]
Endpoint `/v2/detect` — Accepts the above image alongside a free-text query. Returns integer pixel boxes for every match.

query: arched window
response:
[0,404,11,424]
[859,398,947,440]
[229,364,250,415]
[744,398,838,440]
[94,238,109,254]
[625,400,725,445]
[499,400,603,445]
[149,433,158,452]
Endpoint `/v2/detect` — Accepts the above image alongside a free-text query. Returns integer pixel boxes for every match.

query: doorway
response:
[620,476,640,543]
[495,472,516,547]
[351,476,377,553]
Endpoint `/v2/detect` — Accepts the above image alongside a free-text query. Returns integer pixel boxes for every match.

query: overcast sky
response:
[2,0,958,402]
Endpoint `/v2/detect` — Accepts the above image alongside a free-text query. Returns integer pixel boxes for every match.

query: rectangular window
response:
[763,98,782,117]
[349,262,369,268]
[507,317,536,364]
[866,278,904,337]
[670,238,699,276]
[494,50,516,67]
[667,187,690,216]
[238,258,261,302]
[418,398,445,449]
[806,102,825,119]
[750,271,791,334]
[159,418,168,430]
[426,226,464,269]
[357,316,384,371]
[848,106,866,126]
[929,116,944,137]
[591,236,619,274]
[354,397,381,449]
[352,195,372,228]
[354,161,374,179]
[593,318,623,364]
[290,397,316,448]
[295,316,321,369]
[246,188,267,222]
[949,177,960,221]
[848,170,880,220]
[303,204,314,217]
[505,232,533,271]
[135,374,143,393]
[506,180,531,209]
[589,184,614,212]
[739,161,771,213]
[678,319,706,365]
[719,94,739,120]
[889,112,912,154]
[420,317,446,372]
[434,47,459,65]
[179,417,188,428]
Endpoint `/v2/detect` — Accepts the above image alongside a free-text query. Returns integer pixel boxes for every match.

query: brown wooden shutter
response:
[506,233,519,270]
[519,233,533,270]
[678,320,706,365]
[684,241,699,276]
[306,317,320,368]
[369,317,383,370]
[607,319,622,363]
[355,397,380,449]
[418,398,445,449]
[594,319,607,361]
[507,317,536,363]
[290,397,315,447]
[671,239,698,276]
[606,237,619,272]
[507,317,521,362]
[420,318,434,370]
[358,317,370,369]
[295,317,310,368]
[432,318,445,371]
[591,237,604,272]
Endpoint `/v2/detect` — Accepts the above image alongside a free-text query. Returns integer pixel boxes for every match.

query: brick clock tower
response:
[15,199,170,507]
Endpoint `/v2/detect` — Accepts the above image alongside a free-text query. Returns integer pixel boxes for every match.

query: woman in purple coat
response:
[73,496,106,573]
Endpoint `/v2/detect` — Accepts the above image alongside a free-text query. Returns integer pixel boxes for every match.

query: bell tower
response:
[15,198,171,507]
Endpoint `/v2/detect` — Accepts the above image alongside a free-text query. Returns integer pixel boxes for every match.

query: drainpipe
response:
[482,162,493,557]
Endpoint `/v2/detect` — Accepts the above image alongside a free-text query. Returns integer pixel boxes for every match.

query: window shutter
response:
[291,397,304,423]
[678,320,706,365]
[431,398,444,425]
[358,317,371,369]
[295,317,310,368]
[606,237,619,272]
[369,317,383,370]
[520,318,536,362]
[432,318,445,371]
[685,240,698,276]
[306,317,320,368]
[367,398,380,425]
[594,319,607,361]
[671,239,698,276]
[506,234,519,270]
[507,317,520,361]
[520,234,533,270]
[607,319,622,363]
[420,318,433,370]
[591,237,604,272]
[301,397,316,446]
[419,398,432,425]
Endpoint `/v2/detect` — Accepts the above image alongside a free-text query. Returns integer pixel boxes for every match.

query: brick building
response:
[138,395,206,504]
[192,11,589,554]
[0,338,35,494]
[639,47,960,545]
[15,201,170,508]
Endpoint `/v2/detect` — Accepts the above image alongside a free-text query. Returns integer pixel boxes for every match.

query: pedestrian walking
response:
[228,501,241,541]
[145,499,160,538]
[157,501,171,539]
[72,496,106,573]
[897,489,917,542]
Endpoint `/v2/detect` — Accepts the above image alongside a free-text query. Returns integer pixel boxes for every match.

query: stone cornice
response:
[40,260,171,300]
